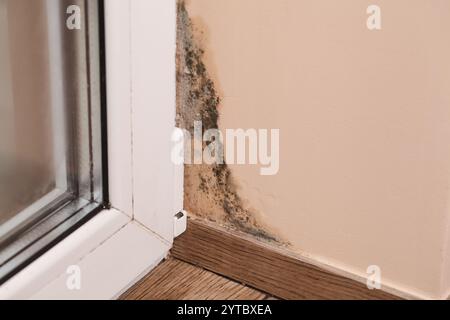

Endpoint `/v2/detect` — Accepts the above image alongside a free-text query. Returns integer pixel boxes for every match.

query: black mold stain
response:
[176,1,219,133]
[176,1,280,243]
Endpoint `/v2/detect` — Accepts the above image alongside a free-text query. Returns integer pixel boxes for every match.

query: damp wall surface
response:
[178,0,450,298]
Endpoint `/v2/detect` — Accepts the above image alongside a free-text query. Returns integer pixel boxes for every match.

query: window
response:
[0,0,107,283]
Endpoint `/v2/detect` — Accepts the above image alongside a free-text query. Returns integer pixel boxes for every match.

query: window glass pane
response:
[1,0,59,225]
[0,0,105,282]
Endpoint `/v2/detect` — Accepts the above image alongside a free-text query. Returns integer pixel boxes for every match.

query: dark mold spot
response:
[177,0,281,243]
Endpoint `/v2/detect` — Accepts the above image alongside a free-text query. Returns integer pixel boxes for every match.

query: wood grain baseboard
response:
[172,218,400,300]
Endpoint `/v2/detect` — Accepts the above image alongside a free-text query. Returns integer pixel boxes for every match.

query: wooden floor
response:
[121,258,272,300]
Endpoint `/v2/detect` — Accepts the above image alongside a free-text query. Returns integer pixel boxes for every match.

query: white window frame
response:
[0,0,181,300]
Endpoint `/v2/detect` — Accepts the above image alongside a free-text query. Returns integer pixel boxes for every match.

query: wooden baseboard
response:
[172,218,400,300]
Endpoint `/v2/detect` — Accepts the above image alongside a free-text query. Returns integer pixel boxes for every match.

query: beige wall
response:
[182,0,450,298]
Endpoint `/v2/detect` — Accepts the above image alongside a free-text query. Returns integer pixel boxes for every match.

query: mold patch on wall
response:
[176,1,282,243]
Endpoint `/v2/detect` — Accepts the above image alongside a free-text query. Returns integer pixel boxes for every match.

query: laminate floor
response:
[120,257,271,300]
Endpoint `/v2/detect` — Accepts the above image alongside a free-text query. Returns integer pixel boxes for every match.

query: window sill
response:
[0,208,170,299]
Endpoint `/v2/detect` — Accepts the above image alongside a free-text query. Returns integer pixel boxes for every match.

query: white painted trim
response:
[174,147,184,215]
[0,209,170,300]
[107,0,180,233]
[131,0,177,243]
[105,0,133,217]
[31,219,169,300]
[0,209,129,299]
